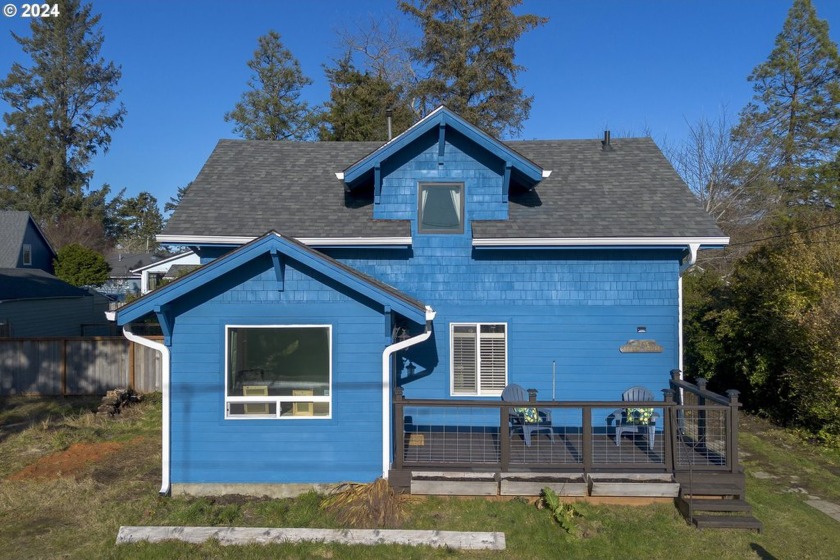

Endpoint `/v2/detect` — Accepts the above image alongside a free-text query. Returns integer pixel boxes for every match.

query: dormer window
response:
[22,244,32,266]
[418,183,464,234]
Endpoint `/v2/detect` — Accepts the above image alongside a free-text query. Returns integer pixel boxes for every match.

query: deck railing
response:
[393,373,740,475]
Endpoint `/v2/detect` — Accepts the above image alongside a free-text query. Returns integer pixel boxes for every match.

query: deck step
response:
[692,514,763,531]
[680,483,743,498]
[685,498,752,513]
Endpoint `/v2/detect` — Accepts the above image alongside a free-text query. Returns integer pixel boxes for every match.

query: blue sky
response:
[2,0,840,214]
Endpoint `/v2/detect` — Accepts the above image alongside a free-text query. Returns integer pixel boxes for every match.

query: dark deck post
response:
[500,402,510,471]
[393,387,405,471]
[527,388,537,402]
[696,377,708,443]
[726,389,741,474]
[670,369,682,404]
[582,405,592,475]
[662,388,676,472]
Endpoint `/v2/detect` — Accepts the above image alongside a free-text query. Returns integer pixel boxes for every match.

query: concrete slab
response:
[116,526,506,550]
[806,498,840,523]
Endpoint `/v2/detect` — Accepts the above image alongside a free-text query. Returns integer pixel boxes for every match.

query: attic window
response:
[22,244,32,266]
[418,183,464,234]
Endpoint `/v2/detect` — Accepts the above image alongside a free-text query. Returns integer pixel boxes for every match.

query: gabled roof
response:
[161,137,725,243]
[130,251,197,274]
[116,232,430,326]
[106,252,160,279]
[0,268,90,301]
[0,211,56,267]
[341,106,544,189]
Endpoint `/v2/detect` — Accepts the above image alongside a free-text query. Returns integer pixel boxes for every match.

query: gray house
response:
[0,210,111,337]
[0,210,56,272]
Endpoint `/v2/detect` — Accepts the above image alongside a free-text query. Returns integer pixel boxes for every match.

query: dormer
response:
[339,107,547,234]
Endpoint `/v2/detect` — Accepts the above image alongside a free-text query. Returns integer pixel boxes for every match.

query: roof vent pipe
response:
[386,108,393,141]
[602,130,613,151]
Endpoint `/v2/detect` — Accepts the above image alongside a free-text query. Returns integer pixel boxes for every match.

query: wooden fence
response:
[0,337,163,396]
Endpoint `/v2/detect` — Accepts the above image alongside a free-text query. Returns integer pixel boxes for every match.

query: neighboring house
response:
[130,250,201,294]
[0,268,112,337]
[115,107,728,497]
[0,210,56,273]
[101,252,160,300]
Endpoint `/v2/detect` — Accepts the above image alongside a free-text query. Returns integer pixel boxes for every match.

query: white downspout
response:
[122,323,171,496]
[381,306,436,479]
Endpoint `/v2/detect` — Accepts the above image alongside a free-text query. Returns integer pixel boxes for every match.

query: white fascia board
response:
[541,170,552,178]
[157,234,412,247]
[472,236,730,247]
[130,250,197,274]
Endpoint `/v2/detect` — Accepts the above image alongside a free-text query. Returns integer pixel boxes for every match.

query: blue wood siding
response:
[167,254,388,484]
[328,246,681,403]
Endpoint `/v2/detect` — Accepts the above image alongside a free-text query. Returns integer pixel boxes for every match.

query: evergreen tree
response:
[318,54,415,141]
[53,243,110,287]
[225,30,314,141]
[164,182,192,215]
[399,0,547,137]
[111,192,164,252]
[0,0,125,222]
[734,0,840,202]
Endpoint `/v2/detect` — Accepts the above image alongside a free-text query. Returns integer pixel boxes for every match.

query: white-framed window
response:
[418,182,464,234]
[451,323,507,396]
[225,325,332,419]
[22,244,32,266]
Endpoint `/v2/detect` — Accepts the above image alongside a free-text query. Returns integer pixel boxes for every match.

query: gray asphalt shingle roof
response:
[0,268,90,301]
[164,137,723,240]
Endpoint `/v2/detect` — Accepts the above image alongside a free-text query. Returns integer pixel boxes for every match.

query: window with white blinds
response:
[451,323,507,396]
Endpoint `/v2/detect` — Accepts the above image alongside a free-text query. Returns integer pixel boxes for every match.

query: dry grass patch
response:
[321,478,406,528]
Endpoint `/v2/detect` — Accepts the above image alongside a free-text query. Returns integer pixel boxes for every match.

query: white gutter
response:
[156,234,412,247]
[381,306,436,479]
[472,236,729,247]
[122,323,171,496]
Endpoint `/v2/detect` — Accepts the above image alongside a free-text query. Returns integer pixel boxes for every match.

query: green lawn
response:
[0,395,838,559]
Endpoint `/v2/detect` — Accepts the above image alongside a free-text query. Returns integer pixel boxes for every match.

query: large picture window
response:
[418,183,464,233]
[225,325,331,419]
[451,323,507,396]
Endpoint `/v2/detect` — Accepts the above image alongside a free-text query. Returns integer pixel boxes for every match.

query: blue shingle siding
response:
[375,129,508,225]
[328,248,680,403]
[167,258,388,485]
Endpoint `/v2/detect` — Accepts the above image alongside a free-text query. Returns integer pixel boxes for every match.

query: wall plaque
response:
[620,339,663,353]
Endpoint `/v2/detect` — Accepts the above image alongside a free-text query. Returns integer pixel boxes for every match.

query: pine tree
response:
[164,182,192,215]
[111,192,164,252]
[225,31,314,141]
[318,54,415,141]
[734,0,840,202]
[399,0,547,137]
[0,0,125,222]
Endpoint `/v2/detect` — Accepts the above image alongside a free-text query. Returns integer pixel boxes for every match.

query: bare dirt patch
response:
[8,440,126,481]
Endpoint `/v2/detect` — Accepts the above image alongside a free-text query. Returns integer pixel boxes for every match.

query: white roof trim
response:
[472,236,730,247]
[541,170,552,178]
[129,250,196,273]
[334,172,344,180]
[157,234,413,247]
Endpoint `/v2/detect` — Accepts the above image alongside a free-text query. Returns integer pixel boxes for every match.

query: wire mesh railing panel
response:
[508,407,583,466]
[591,406,666,467]
[675,406,728,468]
[402,406,500,465]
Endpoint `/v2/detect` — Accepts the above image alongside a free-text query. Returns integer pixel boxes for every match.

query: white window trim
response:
[224,324,332,420]
[450,322,508,397]
[22,244,32,266]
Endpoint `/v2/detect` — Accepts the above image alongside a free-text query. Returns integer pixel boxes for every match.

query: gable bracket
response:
[374,163,382,204]
[154,304,174,347]
[502,162,512,202]
[384,306,392,343]
[270,248,285,291]
[437,123,446,165]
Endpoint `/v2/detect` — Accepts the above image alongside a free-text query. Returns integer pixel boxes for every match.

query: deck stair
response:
[677,477,762,532]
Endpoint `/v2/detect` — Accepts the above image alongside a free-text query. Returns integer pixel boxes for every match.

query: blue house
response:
[0,210,56,272]
[116,107,728,498]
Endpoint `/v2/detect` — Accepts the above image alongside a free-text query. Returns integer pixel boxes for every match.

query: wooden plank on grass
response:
[116,526,506,550]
